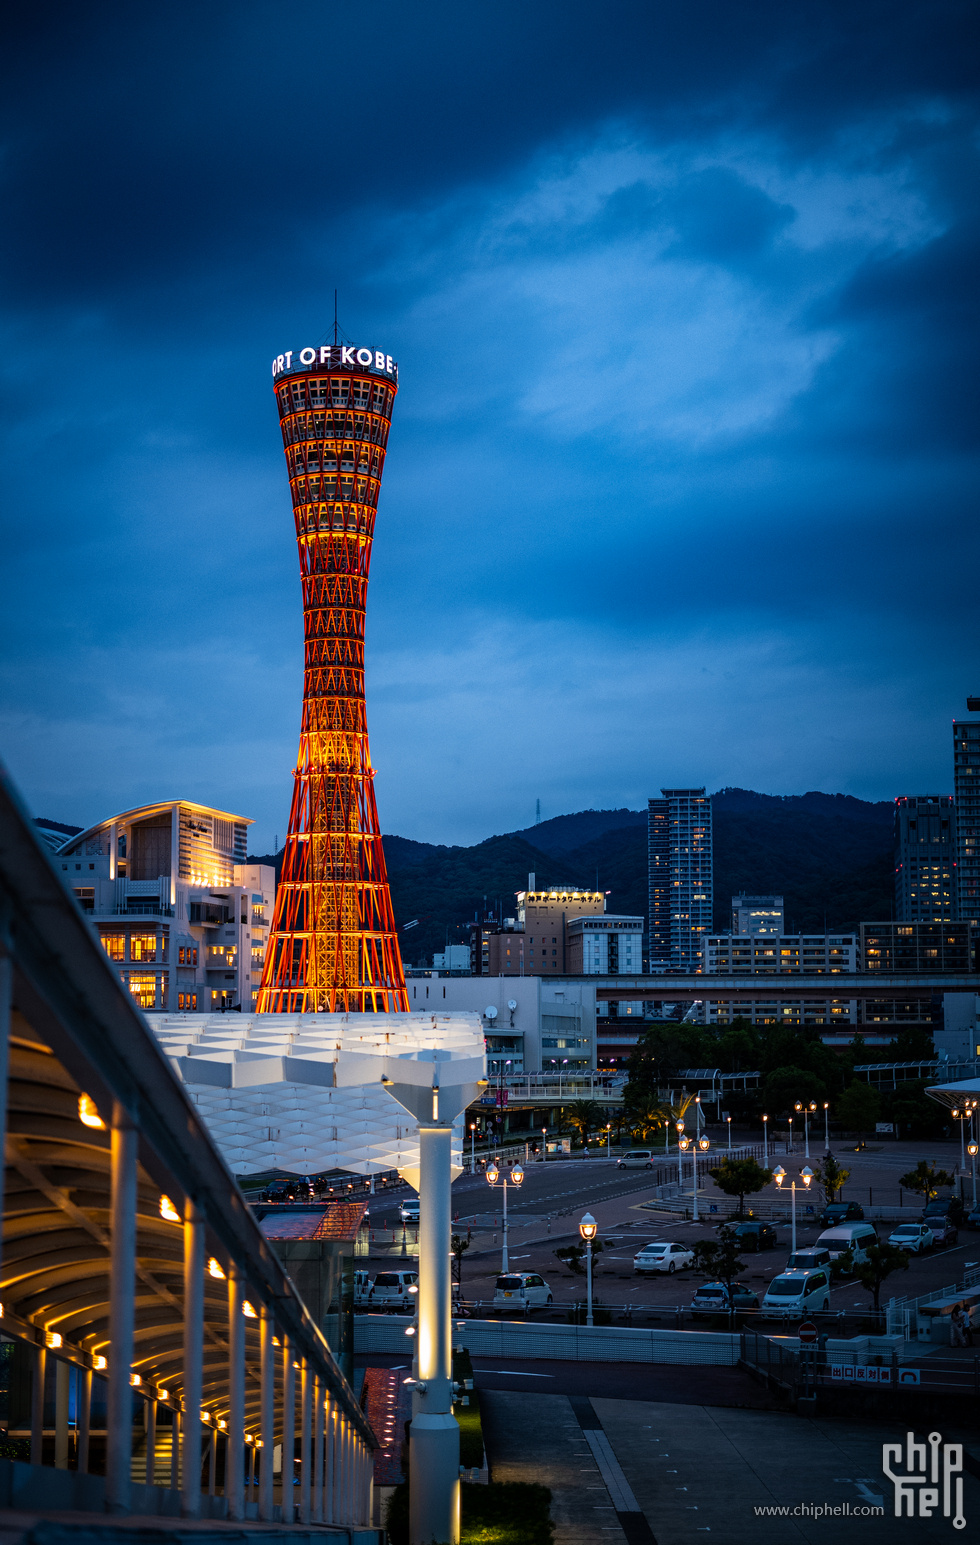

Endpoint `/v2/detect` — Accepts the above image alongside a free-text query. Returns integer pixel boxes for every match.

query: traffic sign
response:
[798,1321,818,1344]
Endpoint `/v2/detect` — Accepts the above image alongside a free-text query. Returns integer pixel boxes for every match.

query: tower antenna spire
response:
[334,289,338,345]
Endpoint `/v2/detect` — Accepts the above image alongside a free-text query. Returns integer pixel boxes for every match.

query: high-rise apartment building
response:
[648,789,713,970]
[954,702,980,928]
[893,796,956,922]
[732,894,784,935]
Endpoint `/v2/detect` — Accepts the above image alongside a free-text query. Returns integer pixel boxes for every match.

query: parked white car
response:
[888,1223,934,1254]
[634,1241,695,1275]
[369,1270,418,1310]
[761,1268,831,1319]
[493,1272,553,1310]
[398,1197,420,1225]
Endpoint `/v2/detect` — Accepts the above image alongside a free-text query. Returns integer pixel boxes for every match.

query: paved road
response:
[481,1388,980,1544]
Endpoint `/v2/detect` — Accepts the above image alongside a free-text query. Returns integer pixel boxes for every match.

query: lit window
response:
[101,934,125,961]
[130,934,157,962]
[128,974,157,1009]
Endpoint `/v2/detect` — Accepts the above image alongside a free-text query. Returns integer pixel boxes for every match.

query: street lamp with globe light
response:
[486,1160,524,1271]
[794,1101,818,1160]
[822,1102,830,1150]
[772,1164,814,1253]
[579,1212,598,1326]
[969,1140,979,1210]
[762,1113,768,1166]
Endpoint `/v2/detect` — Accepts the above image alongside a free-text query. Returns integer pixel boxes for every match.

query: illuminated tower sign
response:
[258,343,408,1012]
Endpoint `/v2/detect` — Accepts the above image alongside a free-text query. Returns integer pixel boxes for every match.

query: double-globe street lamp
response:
[794,1101,818,1160]
[678,1128,711,1222]
[773,1164,814,1253]
[951,1100,979,1178]
[969,1139,979,1211]
[486,1160,524,1271]
[579,1212,597,1327]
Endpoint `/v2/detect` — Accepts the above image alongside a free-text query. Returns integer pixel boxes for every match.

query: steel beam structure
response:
[259,348,407,1013]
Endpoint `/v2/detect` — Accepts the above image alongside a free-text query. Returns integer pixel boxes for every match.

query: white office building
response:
[57,801,275,1013]
[402,975,597,1074]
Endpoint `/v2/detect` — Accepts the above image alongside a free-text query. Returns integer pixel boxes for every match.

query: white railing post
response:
[30,1341,46,1468]
[181,1200,204,1518]
[226,1267,245,1520]
[281,1337,295,1523]
[299,1360,312,1524]
[312,1376,324,1523]
[259,1307,275,1521]
[106,1102,137,1513]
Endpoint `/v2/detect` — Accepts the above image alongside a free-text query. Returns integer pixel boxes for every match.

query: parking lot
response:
[358,1143,980,1329]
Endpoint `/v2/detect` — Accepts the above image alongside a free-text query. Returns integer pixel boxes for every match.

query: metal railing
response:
[0,768,378,1533]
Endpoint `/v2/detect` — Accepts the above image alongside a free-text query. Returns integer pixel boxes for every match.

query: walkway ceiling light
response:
[208,1257,226,1279]
[159,1195,181,1223]
[242,1300,257,1318]
[46,1331,62,1349]
[78,1093,105,1130]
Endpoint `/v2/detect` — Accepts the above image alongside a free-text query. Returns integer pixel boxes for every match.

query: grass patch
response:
[454,1346,484,1469]
[386,1480,553,1545]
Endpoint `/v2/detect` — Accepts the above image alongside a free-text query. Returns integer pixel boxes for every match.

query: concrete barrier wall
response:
[354,1314,739,1366]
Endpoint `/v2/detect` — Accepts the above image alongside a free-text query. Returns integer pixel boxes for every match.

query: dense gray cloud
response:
[0,2,977,846]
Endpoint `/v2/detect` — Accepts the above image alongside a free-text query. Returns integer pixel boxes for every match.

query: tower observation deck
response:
[258,343,408,1012]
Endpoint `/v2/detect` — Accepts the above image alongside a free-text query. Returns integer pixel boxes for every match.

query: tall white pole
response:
[804,1110,810,1161]
[692,1150,699,1223]
[501,1179,509,1272]
[790,1182,797,1254]
[585,1238,593,1328]
[411,1122,460,1545]
[763,1117,768,1167]
[823,1104,830,1150]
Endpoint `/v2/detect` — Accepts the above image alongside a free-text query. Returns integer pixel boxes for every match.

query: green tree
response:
[763,1065,828,1114]
[835,1081,881,1137]
[691,1223,747,1321]
[812,1152,850,1206]
[564,1099,603,1147]
[707,1156,773,1218]
[898,1159,955,1203]
[836,1241,909,1312]
[450,1233,470,1294]
[554,1239,604,1276]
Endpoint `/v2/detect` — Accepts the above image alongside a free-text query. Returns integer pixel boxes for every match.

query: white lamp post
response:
[486,1161,524,1272]
[605,1123,612,1159]
[469,1122,477,1175]
[762,1114,768,1167]
[376,1049,486,1545]
[787,1116,793,1153]
[794,1101,817,1160]
[726,1115,732,1151]
[541,1125,548,1162]
[773,1164,814,1254]
[968,1139,978,1210]
[693,1135,710,1223]
[676,1120,686,1186]
[579,1212,597,1327]
[822,1102,830,1151]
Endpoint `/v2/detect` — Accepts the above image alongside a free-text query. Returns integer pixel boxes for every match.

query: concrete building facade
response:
[58,802,275,1012]
[703,932,859,1028]
[402,975,597,1073]
[732,894,784,935]
[893,795,956,923]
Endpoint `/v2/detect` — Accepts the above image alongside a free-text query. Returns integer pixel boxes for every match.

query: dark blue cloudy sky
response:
[1,1,978,849]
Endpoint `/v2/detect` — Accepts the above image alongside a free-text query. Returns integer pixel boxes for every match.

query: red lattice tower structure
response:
[258,343,408,1013]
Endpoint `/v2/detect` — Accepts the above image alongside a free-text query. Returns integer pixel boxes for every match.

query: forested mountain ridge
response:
[248,789,896,966]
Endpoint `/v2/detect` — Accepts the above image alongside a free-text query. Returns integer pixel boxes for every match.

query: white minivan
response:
[493,1272,553,1310]
[761,1267,831,1319]
[617,1150,655,1169]
[815,1222,878,1266]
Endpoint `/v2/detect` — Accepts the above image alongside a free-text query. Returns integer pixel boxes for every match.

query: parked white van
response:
[761,1267,831,1319]
[815,1222,877,1266]
[617,1150,655,1169]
